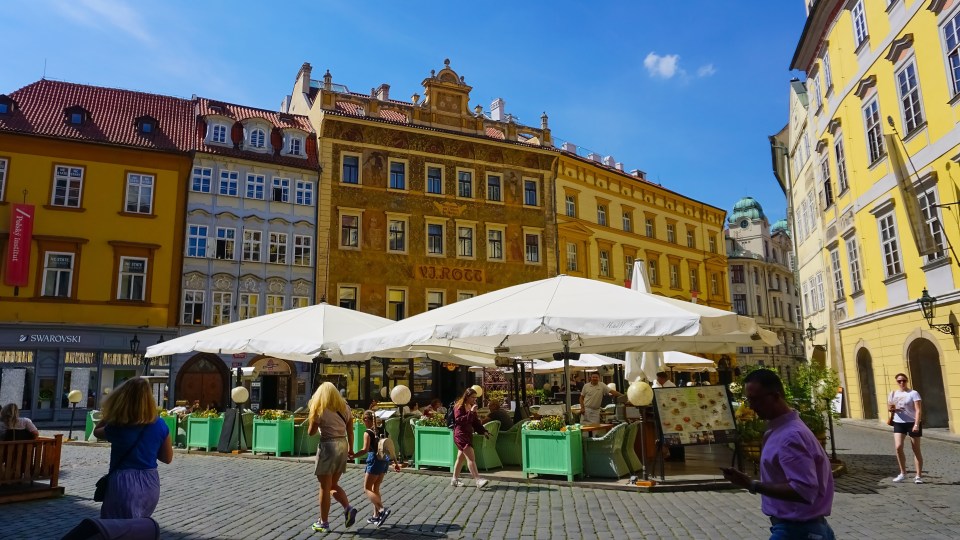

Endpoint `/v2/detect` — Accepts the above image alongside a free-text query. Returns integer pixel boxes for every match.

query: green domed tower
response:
[728,196,767,230]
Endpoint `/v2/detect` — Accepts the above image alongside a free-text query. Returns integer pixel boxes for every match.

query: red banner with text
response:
[4,203,35,286]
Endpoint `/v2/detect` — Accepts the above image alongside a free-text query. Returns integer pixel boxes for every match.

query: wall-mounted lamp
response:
[917,288,956,335]
[805,323,817,343]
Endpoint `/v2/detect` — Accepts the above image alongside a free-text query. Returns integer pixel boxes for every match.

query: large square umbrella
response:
[337,275,779,419]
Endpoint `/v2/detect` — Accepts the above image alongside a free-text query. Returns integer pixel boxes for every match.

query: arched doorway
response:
[908,339,949,429]
[176,354,229,411]
[249,357,295,411]
[856,348,878,420]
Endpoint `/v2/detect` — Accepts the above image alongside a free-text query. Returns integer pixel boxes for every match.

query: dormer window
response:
[64,106,89,126]
[0,96,13,116]
[210,122,228,144]
[289,136,303,156]
[249,128,266,149]
[70,112,83,124]
[0,103,8,115]
[135,115,158,135]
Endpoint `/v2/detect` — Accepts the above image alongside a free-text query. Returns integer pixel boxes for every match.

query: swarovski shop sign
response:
[0,330,87,347]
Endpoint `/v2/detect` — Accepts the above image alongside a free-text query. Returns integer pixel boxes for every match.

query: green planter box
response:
[352,421,366,464]
[252,418,295,456]
[522,428,583,481]
[414,425,459,472]
[85,410,97,441]
[186,416,224,451]
[161,415,177,440]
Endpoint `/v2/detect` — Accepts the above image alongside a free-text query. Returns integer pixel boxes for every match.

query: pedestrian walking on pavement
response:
[722,369,835,540]
[888,373,924,484]
[357,410,400,527]
[92,377,174,519]
[450,387,490,489]
[307,382,358,533]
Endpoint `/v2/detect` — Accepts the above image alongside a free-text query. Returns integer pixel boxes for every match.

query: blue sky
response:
[2,0,807,222]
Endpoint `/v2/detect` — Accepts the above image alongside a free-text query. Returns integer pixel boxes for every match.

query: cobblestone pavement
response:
[5,423,959,539]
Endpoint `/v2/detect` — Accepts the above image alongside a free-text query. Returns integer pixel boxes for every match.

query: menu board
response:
[652,386,736,446]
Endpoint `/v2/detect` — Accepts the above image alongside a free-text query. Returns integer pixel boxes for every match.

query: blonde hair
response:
[1,403,20,429]
[307,381,347,420]
[101,378,157,426]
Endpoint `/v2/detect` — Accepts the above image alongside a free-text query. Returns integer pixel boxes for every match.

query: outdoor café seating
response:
[496,419,530,466]
[583,422,630,478]
[472,420,502,471]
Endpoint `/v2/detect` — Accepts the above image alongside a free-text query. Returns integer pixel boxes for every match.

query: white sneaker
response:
[450,478,464,487]
[476,479,489,489]
[893,473,905,482]
[914,476,924,484]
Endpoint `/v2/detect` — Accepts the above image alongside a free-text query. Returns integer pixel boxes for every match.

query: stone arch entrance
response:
[907,338,949,429]
[856,348,878,420]
[176,354,229,411]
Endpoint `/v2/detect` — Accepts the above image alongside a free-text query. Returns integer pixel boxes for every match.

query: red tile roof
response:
[335,101,365,117]
[195,97,318,171]
[0,79,194,152]
[485,127,505,140]
[378,109,407,123]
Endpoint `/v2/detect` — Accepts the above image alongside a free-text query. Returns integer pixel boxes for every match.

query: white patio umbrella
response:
[663,351,718,371]
[535,353,625,373]
[145,302,395,363]
[623,261,663,383]
[337,275,779,419]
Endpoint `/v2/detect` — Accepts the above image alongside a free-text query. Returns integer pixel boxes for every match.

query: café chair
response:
[621,422,643,473]
[496,419,530,466]
[384,417,416,460]
[472,420,502,471]
[583,422,629,478]
[295,417,321,456]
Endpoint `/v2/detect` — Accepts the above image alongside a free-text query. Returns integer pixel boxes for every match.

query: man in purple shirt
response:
[722,369,835,540]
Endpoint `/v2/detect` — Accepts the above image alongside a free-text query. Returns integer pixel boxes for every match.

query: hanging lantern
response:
[445,362,458,371]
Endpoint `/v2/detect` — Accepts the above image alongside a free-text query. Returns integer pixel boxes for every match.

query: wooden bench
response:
[0,434,65,503]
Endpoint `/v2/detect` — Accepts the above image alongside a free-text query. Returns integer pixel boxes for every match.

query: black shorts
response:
[893,421,922,437]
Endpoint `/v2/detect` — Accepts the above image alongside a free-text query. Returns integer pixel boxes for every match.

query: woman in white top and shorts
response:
[888,373,923,484]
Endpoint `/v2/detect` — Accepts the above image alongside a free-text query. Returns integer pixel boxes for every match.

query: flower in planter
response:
[417,413,447,427]
[190,409,221,419]
[158,408,170,417]
[524,415,567,431]
[257,409,291,420]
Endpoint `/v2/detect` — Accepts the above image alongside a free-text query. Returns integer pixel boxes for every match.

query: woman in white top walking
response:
[888,373,924,483]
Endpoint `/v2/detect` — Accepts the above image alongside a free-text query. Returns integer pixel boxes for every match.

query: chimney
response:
[376,84,390,101]
[490,98,505,121]
[602,156,616,167]
[561,142,577,153]
[614,162,624,171]
[323,69,332,90]
[630,169,647,180]
[587,153,602,163]
[296,62,312,96]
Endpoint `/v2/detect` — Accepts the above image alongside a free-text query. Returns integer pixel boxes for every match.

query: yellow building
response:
[0,80,193,422]
[792,0,960,432]
[284,61,558,404]
[554,147,732,382]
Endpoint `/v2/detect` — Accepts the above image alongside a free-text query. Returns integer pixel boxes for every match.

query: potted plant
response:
[252,409,294,457]
[414,413,458,471]
[38,388,54,409]
[159,408,176,437]
[521,415,583,481]
[487,390,506,407]
[786,362,841,448]
[186,408,224,451]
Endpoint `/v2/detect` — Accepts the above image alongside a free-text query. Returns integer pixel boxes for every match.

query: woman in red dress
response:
[449,387,490,489]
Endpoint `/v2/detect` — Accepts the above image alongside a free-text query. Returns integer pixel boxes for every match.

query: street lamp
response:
[390,384,411,466]
[805,323,817,343]
[66,390,83,441]
[917,288,956,334]
[130,334,149,376]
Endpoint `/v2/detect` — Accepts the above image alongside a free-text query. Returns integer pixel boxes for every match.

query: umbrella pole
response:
[561,333,572,424]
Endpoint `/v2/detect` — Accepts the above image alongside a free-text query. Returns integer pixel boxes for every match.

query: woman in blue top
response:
[93,377,173,519]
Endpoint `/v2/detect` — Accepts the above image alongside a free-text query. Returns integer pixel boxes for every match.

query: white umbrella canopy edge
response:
[144,303,394,363]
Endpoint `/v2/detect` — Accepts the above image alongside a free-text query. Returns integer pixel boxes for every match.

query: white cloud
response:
[697,64,717,77]
[643,52,681,79]
[54,0,155,45]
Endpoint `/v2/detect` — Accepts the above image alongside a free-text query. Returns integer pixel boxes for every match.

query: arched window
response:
[250,128,266,148]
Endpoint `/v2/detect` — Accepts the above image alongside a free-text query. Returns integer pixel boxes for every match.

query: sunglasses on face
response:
[896,379,907,383]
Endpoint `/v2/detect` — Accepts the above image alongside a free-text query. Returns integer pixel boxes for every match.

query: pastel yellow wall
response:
[801,0,960,431]
[0,133,189,327]
[554,154,730,310]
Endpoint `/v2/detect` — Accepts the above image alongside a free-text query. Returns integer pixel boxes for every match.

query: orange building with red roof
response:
[0,79,194,422]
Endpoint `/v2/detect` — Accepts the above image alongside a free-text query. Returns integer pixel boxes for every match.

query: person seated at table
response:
[653,372,676,388]
[483,399,513,431]
[402,402,421,417]
[423,398,445,417]
[551,382,561,394]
